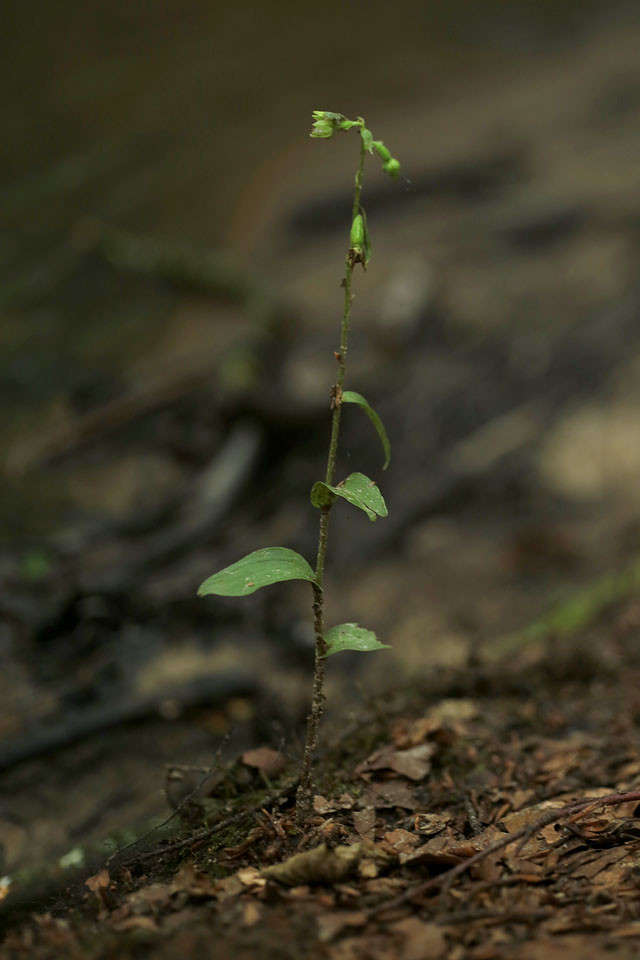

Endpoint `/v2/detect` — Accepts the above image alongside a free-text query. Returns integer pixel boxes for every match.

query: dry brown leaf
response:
[237,866,266,891]
[363,779,418,810]
[317,910,368,942]
[352,806,376,840]
[414,812,451,837]
[314,793,355,814]
[124,883,175,916]
[111,916,159,933]
[240,747,287,778]
[212,874,244,901]
[356,743,436,781]
[84,868,112,912]
[173,862,217,898]
[401,834,478,867]
[380,829,421,857]
[242,901,262,927]
[393,699,478,748]
[85,868,110,892]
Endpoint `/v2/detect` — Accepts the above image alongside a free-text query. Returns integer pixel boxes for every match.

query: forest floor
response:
[4,9,640,958]
[3,591,640,959]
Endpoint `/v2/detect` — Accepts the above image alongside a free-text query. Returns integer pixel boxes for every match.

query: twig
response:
[120,778,298,868]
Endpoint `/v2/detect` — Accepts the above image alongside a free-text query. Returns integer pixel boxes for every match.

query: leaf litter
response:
[5,598,640,959]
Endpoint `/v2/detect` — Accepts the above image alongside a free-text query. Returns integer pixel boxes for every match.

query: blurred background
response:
[2,0,640,874]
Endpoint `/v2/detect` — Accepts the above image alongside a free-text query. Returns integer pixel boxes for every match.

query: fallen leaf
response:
[356,743,436,781]
[358,858,379,879]
[353,806,376,840]
[85,869,110,894]
[242,901,262,927]
[363,780,418,810]
[237,866,266,891]
[393,699,478,747]
[173,862,217,898]
[240,747,287,778]
[263,842,389,886]
[111,916,159,933]
[380,829,421,857]
[317,910,368,942]
[212,874,243,901]
[314,793,355,814]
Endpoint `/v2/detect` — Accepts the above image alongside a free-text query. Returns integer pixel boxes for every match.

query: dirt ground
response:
[3,592,640,959]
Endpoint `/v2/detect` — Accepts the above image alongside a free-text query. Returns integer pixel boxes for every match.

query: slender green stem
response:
[295,132,367,823]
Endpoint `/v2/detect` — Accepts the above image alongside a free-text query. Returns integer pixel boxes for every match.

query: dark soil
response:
[3,593,640,959]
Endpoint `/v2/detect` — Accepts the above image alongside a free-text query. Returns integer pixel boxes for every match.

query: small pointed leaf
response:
[342,391,390,469]
[325,622,391,657]
[310,472,387,522]
[198,547,316,597]
[360,127,374,153]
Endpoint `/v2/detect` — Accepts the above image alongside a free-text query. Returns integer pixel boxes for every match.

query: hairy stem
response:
[295,134,367,823]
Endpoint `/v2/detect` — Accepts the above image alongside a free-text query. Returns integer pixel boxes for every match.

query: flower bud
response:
[373,140,392,163]
[311,117,335,139]
[350,213,365,250]
[382,157,400,180]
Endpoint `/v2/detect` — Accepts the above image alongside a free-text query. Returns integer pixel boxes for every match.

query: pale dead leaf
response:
[263,842,389,886]
[112,916,159,933]
[242,901,262,927]
[240,747,286,778]
[358,858,379,879]
[237,866,266,890]
[317,910,368,942]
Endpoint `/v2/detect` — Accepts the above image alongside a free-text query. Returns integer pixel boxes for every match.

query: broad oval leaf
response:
[311,472,387,522]
[324,622,391,657]
[198,547,316,597]
[342,391,390,469]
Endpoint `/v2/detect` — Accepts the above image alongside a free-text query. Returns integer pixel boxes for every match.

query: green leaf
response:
[198,547,316,597]
[310,481,337,509]
[342,391,390,469]
[360,127,374,153]
[324,622,391,657]
[310,472,387,522]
